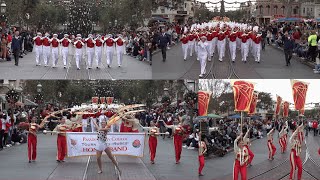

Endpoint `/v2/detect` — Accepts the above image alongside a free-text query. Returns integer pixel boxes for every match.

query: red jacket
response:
[313,121,318,129]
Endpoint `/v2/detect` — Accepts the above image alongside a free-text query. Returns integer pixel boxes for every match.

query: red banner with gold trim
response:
[291,80,308,113]
[275,95,282,115]
[100,97,106,104]
[106,97,114,105]
[248,92,259,115]
[232,80,255,112]
[283,101,289,118]
[198,91,212,116]
[92,97,99,104]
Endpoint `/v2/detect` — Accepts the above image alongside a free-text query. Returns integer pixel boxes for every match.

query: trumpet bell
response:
[43,130,48,134]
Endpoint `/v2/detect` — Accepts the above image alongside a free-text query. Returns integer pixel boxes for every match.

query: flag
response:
[92,97,99,104]
[283,101,289,117]
[198,91,212,116]
[248,91,259,115]
[100,97,106,104]
[275,95,282,115]
[291,80,309,114]
[232,80,255,112]
[106,97,114,105]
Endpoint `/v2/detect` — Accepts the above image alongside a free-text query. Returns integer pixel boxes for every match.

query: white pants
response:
[75,48,83,68]
[34,45,42,65]
[253,43,261,62]
[51,47,59,66]
[61,47,69,66]
[106,47,114,65]
[217,40,225,61]
[212,38,218,54]
[182,43,188,60]
[87,48,94,68]
[241,42,249,62]
[116,47,124,66]
[42,46,51,65]
[236,38,241,50]
[199,53,207,75]
[207,40,213,57]
[229,41,237,61]
[188,41,195,56]
[95,47,102,67]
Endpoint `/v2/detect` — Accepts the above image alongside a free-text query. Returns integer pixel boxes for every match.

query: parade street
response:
[0,52,151,80]
[1,132,319,180]
[152,44,320,80]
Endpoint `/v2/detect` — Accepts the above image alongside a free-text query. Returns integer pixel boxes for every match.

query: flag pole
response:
[241,111,243,134]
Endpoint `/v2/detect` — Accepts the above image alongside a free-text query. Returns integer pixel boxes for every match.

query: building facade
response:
[255,0,300,24]
[0,80,25,111]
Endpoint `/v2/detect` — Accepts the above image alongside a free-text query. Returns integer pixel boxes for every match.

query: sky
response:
[197,0,250,11]
[199,79,320,108]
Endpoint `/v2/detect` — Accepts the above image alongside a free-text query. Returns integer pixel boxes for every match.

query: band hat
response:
[53,34,58,37]
[76,34,81,37]
[64,34,69,37]
[200,36,207,40]
[37,32,42,36]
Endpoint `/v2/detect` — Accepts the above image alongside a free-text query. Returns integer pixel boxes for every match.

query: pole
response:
[240,111,243,134]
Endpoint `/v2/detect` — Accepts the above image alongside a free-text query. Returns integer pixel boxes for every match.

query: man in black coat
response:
[157,28,170,62]
[11,31,22,66]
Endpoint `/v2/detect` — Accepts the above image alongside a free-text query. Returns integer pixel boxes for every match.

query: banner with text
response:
[66,132,145,157]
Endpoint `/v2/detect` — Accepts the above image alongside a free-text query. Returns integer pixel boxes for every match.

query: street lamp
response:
[37,83,42,93]
[164,88,169,96]
[0,1,6,14]
[187,80,196,92]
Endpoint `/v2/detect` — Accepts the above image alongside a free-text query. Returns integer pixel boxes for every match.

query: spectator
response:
[307,30,318,62]
[282,31,295,66]
[11,30,22,66]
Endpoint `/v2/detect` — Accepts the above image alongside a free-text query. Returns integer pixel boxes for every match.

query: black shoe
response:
[56,160,61,163]
[108,65,110,68]
[15,64,18,66]
[29,160,31,163]
[199,173,204,176]
[163,59,166,62]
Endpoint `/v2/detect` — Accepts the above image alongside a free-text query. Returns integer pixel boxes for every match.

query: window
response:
[311,8,313,12]
[161,8,165,13]
[185,3,186,8]
[274,5,278,14]
[307,8,309,12]
[303,8,305,14]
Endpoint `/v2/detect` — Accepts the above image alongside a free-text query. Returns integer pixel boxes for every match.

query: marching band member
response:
[240,30,250,63]
[33,32,43,66]
[217,29,226,62]
[289,124,303,180]
[197,36,210,78]
[85,34,95,69]
[243,128,254,166]
[55,116,70,162]
[188,32,195,57]
[236,27,242,50]
[74,34,84,70]
[105,34,115,68]
[94,34,104,68]
[252,27,262,63]
[81,114,89,132]
[180,33,189,61]
[42,33,51,67]
[206,30,214,60]
[50,34,60,68]
[297,122,304,145]
[60,34,71,69]
[198,132,207,176]
[212,26,219,55]
[71,118,83,132]
[283,121,289,151]
[141,120,160,164]
[26,116,49,163]
[114,34,126,67]
[92,117,121,175]
[228,28,238,62]
[267,128,276,160]
[233,134,249,180]
[162,120,185,164]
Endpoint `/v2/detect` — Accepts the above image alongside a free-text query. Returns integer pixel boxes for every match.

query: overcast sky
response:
[197,0,250,11]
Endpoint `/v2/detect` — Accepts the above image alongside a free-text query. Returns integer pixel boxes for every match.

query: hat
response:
[53,34,58,37]
[200,36,207,40]
[64,34,69,37]
[76,34,81,37]
[37,32,42,36]
[88,34,93,38]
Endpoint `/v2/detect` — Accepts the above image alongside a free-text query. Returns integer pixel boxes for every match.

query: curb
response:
[152,43,179,56]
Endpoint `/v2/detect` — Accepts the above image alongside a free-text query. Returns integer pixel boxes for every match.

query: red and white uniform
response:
[56,124,68,161]
[289,138,302,180]
[236,31,243,49]
[42,36,51,66]
[217,31,226,61]
[94,37,104,67]
[104,37,115,66]
[85,37,95,68]
[173,126,184,163]
[115,37,126,66]
[252,34,262,62]
[233,141,248,180]
[33,36,43,65]
[206,32,214,58]
[180,35,189,60]
[149,127,158,163]
[267,133,276,160]
[74,39,84,69]
[28,123,39,161]
[228,32,238,62]
[198,40,210,76]
[60,37,71,67]
[50,37,60,67]
[240,33,250,62]
[212,30,219,54]
[188,33,195,57]
[244,137,254,165]
[198,141,206,175]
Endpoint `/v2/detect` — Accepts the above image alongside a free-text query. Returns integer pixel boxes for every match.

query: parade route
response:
[152,43,320,79]
[0,51,151,80]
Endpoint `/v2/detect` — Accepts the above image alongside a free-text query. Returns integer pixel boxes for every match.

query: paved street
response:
[1,132,319,180]
[0,50,151,80]
[152,44,320,79]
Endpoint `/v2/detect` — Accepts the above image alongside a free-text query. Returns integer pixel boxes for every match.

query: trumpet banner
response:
[198,91,212,116]
[100,97,106,104]
[106,97,114,105]
[232,80,255,112]
[275,95,282,115]
[248,92,259,115]
[291,80,309,114]
[283,101,289,118]
[92,97,99,104]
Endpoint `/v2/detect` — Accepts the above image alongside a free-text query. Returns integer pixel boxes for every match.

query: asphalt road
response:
[152,44,320,79]
[0,50,151,80]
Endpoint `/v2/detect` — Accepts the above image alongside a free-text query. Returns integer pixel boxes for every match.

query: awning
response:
[228,114,241,119]
[24,99,38,106]
[276,17,302,22]
[151,16,169,22]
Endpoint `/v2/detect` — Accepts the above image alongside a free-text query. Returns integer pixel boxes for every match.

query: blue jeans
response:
[315,64,320,71]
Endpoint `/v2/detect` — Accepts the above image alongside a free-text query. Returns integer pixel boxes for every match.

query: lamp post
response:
[0,0,6,33]
[36,83,43,123]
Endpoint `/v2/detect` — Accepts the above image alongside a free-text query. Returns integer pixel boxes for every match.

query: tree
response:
[68,0,94,35]
[257,92,273,110]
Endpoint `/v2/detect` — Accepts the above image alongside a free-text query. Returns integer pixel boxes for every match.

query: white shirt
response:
[1,118,5,130]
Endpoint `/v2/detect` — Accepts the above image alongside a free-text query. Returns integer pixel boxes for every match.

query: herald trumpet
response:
[145,132,170,135]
